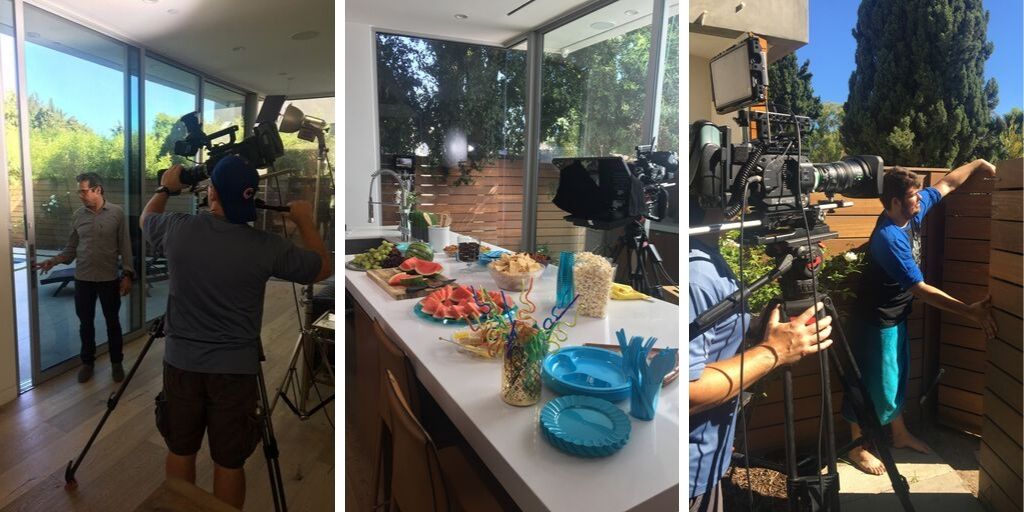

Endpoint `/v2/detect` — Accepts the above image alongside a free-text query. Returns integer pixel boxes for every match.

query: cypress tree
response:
[767,53,822,120]
[840,0,996,167]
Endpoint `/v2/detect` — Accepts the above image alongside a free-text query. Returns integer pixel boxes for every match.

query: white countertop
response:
[344,252,680,512]
[344,225,404,240]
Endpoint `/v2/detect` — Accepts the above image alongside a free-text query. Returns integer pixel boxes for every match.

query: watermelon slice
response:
[399,257,423,272]
[432,304,450,319]
[388,272,417,286]
[414,260,444,277]
[450,286,473,303]
[421,297,441,315]
[452,303,471,319]
[462,301,481,319]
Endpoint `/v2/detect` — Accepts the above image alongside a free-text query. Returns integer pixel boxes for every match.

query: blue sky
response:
[797,0,1023,115]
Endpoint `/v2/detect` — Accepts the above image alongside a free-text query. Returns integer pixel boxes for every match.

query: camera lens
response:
[812,155,883,198]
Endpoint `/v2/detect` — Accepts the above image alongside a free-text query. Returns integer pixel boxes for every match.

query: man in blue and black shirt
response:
[842,161,997,475]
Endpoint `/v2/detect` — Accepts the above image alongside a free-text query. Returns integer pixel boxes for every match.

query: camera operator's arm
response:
[140,165,183,230]
[909,282,996,338]
[933,159,996,198]
[690,304,834,415]
[285,200,332,282]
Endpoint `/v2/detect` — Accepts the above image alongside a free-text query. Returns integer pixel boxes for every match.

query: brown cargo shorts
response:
[154,362,260,469]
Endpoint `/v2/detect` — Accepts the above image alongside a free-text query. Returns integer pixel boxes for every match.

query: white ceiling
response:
[28,0,334,98]
[346,0,593,47]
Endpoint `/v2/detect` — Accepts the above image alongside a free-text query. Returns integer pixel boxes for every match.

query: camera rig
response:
[169,97,288,188]
[550,144,678,297]
[688,33,917,512]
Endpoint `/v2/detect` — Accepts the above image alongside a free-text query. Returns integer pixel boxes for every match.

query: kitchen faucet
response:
[368,169,413,242]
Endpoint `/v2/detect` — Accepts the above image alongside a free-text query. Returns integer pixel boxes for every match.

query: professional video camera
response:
[170,99,286,186]
[552,143,678,229]
[689,36,884,242]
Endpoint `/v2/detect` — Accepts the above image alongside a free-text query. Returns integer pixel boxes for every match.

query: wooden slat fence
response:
[937,170,995,433]
[978,158,1023,512]
[383,160,586,253]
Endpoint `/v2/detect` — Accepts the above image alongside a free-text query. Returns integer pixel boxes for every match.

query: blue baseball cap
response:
[210,155,259,224]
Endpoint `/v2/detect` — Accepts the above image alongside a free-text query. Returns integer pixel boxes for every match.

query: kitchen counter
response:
[345,248,680,511]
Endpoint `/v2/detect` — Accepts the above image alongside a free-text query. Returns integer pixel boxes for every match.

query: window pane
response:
[202,81,244,134]
[536,3,653,254]
[375,33,526,251]
[24,5,129,371]
[657,13,680,225]
[262,97,335,249]
[144,57,198,321]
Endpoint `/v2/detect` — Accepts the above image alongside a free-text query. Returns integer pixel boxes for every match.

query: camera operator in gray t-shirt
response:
[140,155,331,509]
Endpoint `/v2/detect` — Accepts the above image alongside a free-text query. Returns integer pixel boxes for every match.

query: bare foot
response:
[893,432,931,454]
[849,445,886,475]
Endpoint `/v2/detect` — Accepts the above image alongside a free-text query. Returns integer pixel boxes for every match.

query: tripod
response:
[270,286,335,419]
[691,228,915,512]
[63,316,289,512]
[606,217,674,299]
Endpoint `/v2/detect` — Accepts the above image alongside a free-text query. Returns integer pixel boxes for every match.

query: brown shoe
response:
[78,364,94,383]
[112,363,124,383]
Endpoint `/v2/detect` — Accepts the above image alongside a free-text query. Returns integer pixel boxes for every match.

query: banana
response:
[611,283,650,300]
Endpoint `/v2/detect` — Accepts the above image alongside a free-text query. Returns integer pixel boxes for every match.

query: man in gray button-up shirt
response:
[35,172,135,383]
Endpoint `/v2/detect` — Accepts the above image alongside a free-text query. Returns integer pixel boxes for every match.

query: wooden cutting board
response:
[366,267,455,300]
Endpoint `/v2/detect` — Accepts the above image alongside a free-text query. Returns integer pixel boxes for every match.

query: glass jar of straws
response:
[501,322,547,406]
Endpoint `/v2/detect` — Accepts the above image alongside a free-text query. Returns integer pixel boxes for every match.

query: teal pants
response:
[842,321,909,426]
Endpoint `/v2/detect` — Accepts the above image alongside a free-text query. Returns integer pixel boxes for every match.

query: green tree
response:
[999,109,1024,159]
[807,102,846,162]
[767,53,822,120]
[841,0,996,167]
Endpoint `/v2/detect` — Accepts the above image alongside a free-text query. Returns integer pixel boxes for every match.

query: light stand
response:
[270,106,335,420]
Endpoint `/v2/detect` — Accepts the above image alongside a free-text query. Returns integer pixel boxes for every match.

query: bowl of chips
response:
[488,253,545,291]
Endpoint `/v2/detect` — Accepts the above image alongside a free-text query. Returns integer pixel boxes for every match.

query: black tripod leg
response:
[823,297,916,512]
[65,317,164,490]
[256,365,288,512]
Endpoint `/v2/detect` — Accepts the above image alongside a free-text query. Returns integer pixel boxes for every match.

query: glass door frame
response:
[9,0,257,388]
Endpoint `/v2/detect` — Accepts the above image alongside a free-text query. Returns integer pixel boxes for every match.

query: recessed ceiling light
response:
[624,9,638,16]
[232,46,246,52]
[166,8,179,14]
[590,21,615,30]
[278,72,288,76]
[142,0,158,4]
[454,14,468,19]
[290,30,319,41]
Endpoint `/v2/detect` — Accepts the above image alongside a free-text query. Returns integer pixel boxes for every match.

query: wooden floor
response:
[0,280,335,512]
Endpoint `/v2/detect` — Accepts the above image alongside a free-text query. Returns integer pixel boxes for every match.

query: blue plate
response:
[478,249,510,266]
[540,395,631,457]
[542,346,631,402]
[413,302,516,326]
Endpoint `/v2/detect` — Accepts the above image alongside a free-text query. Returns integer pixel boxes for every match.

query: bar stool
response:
[383,369,506,512]
[372,320,422,510]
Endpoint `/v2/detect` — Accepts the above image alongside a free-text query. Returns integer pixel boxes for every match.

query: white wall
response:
[0,121,16,405]
[344,21,381,229]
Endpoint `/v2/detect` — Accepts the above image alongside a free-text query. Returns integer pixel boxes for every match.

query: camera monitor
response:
[710,36,769,115]
[393,154,416,174]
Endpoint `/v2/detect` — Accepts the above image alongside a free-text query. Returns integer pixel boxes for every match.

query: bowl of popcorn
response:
[488,252,546,291]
